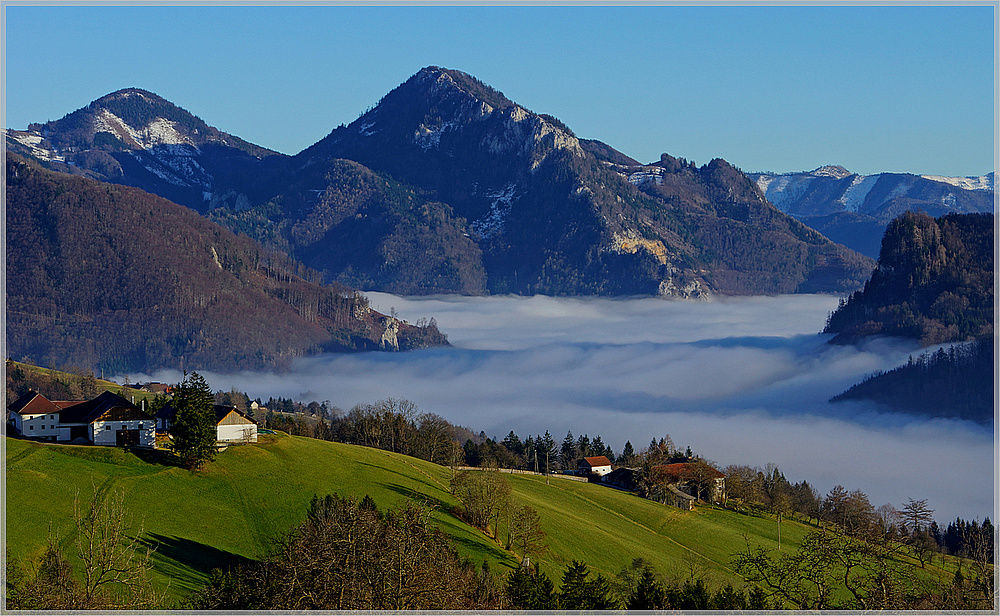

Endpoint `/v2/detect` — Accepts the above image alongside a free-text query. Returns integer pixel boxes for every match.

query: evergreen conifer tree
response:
[171,372,217,470]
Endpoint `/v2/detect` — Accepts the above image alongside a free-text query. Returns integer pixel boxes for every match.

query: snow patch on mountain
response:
[922,174,994,192]
[837,174,879,212]
[94,110,194,149]
[7,130,64,162]
[148,144,212,188]
[414,120,459,150]
[627,167,664,187]
[145,118,195,146]
[811,165,852,179]
[470,183,517,238]
[754,174,814,209]
[886,178,913,201]
[128,151,187,186]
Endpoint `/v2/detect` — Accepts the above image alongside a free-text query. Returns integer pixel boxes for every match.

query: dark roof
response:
[7,391,61,416]
[214,405,242,423]
[214,405,254,423]
[59,391,151,424]
[580,456,613,468]
[155,403,176,420]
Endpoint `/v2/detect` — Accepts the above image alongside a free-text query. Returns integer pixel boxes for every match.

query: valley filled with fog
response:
[133,293,994,523]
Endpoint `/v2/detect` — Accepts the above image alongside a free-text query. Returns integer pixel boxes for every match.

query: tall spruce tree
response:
[172,372,217,470]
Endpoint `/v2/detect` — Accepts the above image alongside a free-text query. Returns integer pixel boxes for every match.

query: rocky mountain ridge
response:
[5,88,282,213]
[9,67,874,298]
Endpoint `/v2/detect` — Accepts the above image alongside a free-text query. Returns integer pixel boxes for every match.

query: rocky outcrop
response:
[380,317,400,351]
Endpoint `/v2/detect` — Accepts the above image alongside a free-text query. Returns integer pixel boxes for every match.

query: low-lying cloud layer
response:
[134,293,995,523]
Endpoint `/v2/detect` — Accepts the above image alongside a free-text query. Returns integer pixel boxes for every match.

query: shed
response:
[215,406,258,443]
[157,403,257,443]
[579,455,613,477]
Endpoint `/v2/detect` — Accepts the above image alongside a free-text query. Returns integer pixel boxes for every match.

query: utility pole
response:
[777,511,782,551]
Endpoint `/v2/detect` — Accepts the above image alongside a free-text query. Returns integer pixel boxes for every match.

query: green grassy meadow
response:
[5,433,962,607]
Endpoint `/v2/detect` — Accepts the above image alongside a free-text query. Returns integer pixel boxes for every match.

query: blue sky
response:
[4,4,996,176]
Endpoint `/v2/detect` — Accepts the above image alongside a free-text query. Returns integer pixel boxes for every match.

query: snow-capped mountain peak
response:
[811,165,852,179]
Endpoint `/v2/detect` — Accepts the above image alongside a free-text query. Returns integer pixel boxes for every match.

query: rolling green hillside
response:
[5,433,961,607]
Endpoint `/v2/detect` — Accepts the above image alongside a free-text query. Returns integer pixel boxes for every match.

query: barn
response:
[7,390,155,447]
[578,455,613,477]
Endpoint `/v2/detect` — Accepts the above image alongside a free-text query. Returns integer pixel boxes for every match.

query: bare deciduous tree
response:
[73,487,159,609]
[508,504,546,561]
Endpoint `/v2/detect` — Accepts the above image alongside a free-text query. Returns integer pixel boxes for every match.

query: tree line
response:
[831,337,993,424]
[7,373,994,611]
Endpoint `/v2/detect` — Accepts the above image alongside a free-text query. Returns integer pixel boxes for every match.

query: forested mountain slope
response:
[5,154,447,374]
[824,211,993,345]
[832,339,993,425]
[825,212,993,423]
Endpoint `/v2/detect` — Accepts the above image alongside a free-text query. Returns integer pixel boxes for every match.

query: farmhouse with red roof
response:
[578,455,613,477]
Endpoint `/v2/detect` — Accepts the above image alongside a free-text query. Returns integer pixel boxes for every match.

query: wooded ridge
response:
[5,153,447,374]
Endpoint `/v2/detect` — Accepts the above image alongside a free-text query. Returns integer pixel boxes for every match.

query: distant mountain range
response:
[7,67,874,298]
[749,166,994,258]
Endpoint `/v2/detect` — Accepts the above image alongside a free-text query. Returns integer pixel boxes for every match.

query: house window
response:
[28,425,34,431]
[105,425,111,430]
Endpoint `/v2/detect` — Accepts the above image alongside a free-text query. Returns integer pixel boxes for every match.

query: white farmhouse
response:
[578,455,613,477]
[7,390,155,447]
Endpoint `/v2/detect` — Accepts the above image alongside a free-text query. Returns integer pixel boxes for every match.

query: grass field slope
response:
[5,432,963,607]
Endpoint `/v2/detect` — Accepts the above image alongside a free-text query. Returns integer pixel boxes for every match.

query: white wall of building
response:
[217,423,257,443]
[18,413,60,440]
[90,419,156,447]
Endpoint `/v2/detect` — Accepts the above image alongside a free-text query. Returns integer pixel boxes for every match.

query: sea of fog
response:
[130,293,996,524]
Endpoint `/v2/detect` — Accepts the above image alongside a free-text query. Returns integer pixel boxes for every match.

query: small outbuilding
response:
[578,455,613,477]
[157,404,258,444]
